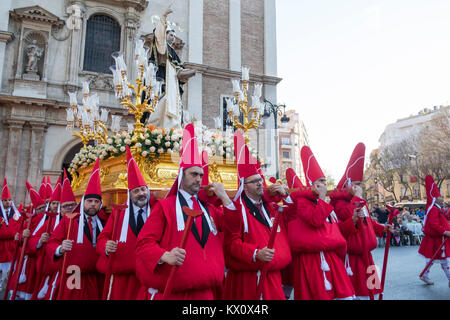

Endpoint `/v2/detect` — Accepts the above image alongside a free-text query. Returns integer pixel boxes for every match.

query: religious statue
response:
[142,8,197,129]
[25,40,44,74]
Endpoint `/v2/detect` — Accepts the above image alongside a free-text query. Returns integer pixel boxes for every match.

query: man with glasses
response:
[96,146,157,300]
[47,159,106,299]
[222,131,292,300]
[136,124,237,300]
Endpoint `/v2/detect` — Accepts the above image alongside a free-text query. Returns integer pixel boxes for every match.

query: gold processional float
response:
[65,39,267,207]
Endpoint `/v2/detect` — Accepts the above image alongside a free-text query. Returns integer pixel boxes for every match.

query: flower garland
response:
[69,125,263,175]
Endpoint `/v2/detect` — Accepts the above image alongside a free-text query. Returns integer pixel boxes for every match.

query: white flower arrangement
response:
[68,125,264,176]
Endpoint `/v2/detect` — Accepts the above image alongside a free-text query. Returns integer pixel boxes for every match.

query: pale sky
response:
[276,0,450,182]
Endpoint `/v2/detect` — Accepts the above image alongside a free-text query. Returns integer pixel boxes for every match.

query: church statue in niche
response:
[141,8,197,129]
[25,40,44,74]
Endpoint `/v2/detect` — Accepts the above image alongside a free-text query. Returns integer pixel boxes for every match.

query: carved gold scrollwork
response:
[113,172,128,189]
[209,163,222,183]
[99,167,110,184]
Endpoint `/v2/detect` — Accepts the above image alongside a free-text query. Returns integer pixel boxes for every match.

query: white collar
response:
[179,189,198,202]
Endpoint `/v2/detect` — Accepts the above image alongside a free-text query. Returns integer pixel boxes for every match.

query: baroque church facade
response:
[0,0,280,203]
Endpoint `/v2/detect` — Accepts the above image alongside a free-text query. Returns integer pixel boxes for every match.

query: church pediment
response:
[10,5,64,26]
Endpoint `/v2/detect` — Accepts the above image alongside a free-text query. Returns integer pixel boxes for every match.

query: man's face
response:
[181,166,203,196]
[60,201,77,215]
[244,174,264,199]
[313,177,327,190]
[49,201,59,213]
[2,199,11,209]
[166,31,175,45]
[130,186,149,208]
[36,204,47,214]
[84,198,101,216]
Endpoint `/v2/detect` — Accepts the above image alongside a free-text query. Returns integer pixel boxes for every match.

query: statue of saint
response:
[25,40,44,73]
[142,8,196,129]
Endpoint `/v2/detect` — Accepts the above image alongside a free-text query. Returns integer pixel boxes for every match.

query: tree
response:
[411,107,450,189]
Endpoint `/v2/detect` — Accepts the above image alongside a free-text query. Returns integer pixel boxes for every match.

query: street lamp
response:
[262,99,290,179]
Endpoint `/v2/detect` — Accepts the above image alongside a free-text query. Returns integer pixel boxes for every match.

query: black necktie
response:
[136,209,144,234]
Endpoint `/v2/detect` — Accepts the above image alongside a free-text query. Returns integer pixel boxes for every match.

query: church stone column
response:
[187,0,204,123]
[27,122,47,189]
[4,119,25,197]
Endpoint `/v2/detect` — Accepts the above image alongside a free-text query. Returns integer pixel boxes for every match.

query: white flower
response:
[166,148,172,153]
[145,139,151,145]
[157,148,164,154]
[157,134,163,140]
[151,129,157,135]
[171,135,177,141]
[155,139,161,145]
[136,143,142,148]
[165,141,171,147]
[149,146,156,153]
[124,138,132,145]
[144,133,149,138]
[173,142,180,149]
[142,151,148,157]
[121,132,127,138]
[107,138,113,144]
[115,138,122,144]
[120,146,126,152]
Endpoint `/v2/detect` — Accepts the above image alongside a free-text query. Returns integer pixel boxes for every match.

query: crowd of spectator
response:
[371,204,427,247]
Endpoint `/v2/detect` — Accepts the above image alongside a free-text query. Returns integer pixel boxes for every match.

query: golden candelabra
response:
[228,67,265,144]
[66,83,109,149]
[110,38,161,143]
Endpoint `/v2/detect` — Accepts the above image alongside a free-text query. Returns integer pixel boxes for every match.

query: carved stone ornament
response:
[10,6,64,27]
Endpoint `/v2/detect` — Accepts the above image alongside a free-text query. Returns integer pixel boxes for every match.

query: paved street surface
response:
[372,246,449,300]
[1,246,447,300]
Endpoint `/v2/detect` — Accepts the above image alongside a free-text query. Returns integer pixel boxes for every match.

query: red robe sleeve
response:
[46,216,69,261]
[135,201,168,284]
[222,200,258,265]
[96,210,116,258]
[426,208,448,236]
[0,222,16,239]
[297,198,333,228]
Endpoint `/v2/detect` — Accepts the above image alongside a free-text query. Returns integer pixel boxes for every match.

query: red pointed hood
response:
[60,169,76,204]
[301,146,325,187]
[38,177,47,200]
[126,146,147,191]
[26,181,45,208]
[425,175,441,203]
[46,176,53,200]
[337,142,365,189]
[201,150,209,186]
[1,178,12,200]
[84,157,102,199]
[50,176,62,202]
[234,130,258,181]
[166,124,202,198]
[180,124,202,170]
[286,168,304,189]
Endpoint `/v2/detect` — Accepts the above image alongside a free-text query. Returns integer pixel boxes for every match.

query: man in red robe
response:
[47,158,106,299]
[96,146,157,300]
[135,124,238,300]
[286,146,356,300]
[330,143,393,299]
[7,182,47,300]
[418,175,450,286]
[0,178,21,291]
[29,177,62,300]
[222,130,292,300]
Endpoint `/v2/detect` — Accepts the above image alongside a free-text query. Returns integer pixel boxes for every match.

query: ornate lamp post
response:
[228,66,265,144]
[110,38,162,141]
[66,81,110,149]
[262,99,290,180]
